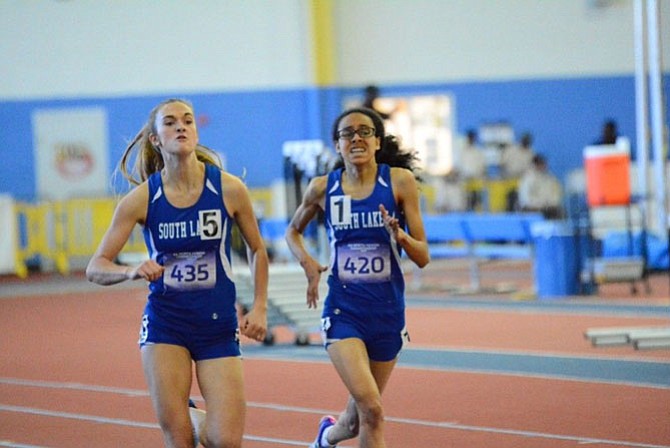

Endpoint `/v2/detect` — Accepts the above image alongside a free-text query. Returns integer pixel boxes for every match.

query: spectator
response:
[501,132,536,211]
[594,119,619,145]
[518,154,564,219]
[434,169,467,212]
[456,129,487,210]
[362,85,392,120]
[501,132,535,179]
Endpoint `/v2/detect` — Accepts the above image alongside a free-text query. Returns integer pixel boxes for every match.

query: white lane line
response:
[0,378,148,396]
[385,415,670,448]
[0,441,50,448]
[0,404,157,428]
[1,378,668,448]
[0,405,315,447]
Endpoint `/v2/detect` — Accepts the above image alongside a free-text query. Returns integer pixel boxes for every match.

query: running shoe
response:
[309,415,337,448]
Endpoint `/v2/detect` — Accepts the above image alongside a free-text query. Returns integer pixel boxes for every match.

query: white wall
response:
[0,0,312,99]
[0,0,668,99]
[333,0,668,84]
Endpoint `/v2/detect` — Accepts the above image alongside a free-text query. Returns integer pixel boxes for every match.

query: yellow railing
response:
[464,178,519,212]
[11,188,279,278]
[14,202,50,278]
[13,198,146,277]
[248,187,274,217]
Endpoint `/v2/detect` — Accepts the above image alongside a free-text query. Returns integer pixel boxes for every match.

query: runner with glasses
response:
[286,107,430,448]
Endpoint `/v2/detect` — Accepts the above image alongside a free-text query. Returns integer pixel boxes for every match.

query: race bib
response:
[330,195,352,226]
[199,209,222,240]
[163,250,217,291]
[337,242,391,283]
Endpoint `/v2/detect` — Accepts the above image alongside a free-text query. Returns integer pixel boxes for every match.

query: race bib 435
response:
[163,250,217,291]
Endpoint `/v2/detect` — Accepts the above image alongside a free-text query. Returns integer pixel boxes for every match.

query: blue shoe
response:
[189,398,197,408]
[309,415,336,448]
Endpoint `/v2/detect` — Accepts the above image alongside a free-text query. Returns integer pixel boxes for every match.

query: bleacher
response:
[233,263,327,346]
[255,212,545,299]
[418,212,544,292]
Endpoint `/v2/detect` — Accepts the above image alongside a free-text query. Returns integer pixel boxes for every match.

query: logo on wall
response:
[32,106,108,200]
[54,141,95,180]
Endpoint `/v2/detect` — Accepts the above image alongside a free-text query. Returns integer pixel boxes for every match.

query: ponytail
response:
[116,99,222,187]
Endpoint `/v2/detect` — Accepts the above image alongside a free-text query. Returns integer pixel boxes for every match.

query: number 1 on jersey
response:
[330,195,352,226]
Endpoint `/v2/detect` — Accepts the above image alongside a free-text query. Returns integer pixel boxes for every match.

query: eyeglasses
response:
[336,126,376,140]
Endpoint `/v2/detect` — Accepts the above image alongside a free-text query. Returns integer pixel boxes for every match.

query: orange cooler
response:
[583,142,631,206]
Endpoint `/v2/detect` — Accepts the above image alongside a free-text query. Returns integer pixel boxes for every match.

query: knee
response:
[156,411,194,447]
[357,398,384,430]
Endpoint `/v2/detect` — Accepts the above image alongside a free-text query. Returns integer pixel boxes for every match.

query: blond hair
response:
[118,98,222,186]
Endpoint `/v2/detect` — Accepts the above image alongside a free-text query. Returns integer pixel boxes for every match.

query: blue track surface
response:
[243,297,670,389]
[242,344,670,389]
[408,297,670,318]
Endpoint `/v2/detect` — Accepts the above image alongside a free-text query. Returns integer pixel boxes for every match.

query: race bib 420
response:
[337,243,390,283]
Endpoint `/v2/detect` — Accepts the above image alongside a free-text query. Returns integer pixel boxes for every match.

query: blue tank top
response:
[324,164,405,310]
[142,164,237,331]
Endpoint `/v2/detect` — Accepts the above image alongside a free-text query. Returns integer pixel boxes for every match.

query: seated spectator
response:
[502,132,536,211]
[433,169,467,213]
[501,132,535,179]
[456,129,487,210]
[518,154,564,219]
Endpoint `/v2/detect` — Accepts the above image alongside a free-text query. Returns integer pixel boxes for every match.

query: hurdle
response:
[629,327,670,350]
[584,326,670,349]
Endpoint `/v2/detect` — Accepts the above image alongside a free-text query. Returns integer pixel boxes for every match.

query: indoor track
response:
[1,261,669,447]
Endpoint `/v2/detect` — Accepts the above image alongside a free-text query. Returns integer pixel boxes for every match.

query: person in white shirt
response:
[501,132,536,211]
[518,154,563,219]
[433,170,467,213]
[501,132,535,179]
[456,129,487,210]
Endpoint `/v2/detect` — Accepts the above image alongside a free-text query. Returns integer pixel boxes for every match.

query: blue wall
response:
[2,90,319,200]
[2,74,667,201]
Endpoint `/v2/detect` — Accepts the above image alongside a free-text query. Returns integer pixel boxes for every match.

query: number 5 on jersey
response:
[199,209,222,240]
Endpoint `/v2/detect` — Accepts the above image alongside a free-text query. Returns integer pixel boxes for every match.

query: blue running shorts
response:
[320,307,409,362]
[138,313,241,361]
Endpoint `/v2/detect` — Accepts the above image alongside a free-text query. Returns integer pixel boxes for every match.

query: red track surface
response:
[1,271,669,447]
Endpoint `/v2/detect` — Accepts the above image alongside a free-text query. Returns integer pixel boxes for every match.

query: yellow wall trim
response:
[309,0,336,86]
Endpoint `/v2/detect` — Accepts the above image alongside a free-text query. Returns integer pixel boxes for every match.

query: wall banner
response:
[32,107,109,200]
[0,194,16,274]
